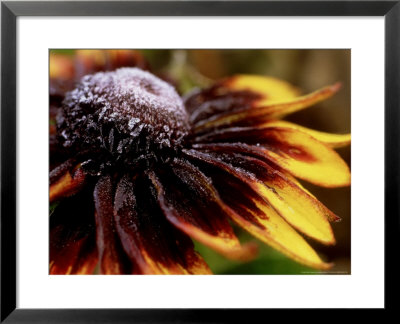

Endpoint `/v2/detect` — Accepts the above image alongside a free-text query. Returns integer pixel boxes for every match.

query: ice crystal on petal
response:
[57,68,190,170]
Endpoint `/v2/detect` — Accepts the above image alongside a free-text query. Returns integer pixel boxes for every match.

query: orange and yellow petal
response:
[194,126,350,188]
[255,127,351,187]
[148,160,257,261]
[183,149,332,269]
[50,233,98,275]
[261,120,351,148]
[227,154,338,244]
[227,192,332,270]
[222,74,301,105]
[186,149,337,243]
[114,175,212,275]
[50,167,86,203]
[259,82,341,119]
[50,192,98,275]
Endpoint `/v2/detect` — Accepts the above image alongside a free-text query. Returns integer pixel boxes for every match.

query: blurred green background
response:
[51,49,351,274]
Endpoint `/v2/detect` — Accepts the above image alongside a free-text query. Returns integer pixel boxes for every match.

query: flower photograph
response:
[49,49,351,275]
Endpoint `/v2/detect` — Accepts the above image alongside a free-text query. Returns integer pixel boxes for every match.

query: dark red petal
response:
[50,229,97,275]
[184,86,261,124]
[94,176,130,274]
[113,175,211,274]
[50,166,87,203]
[50,191,98,275]
[148,159,257,261]
[50,159,75,184]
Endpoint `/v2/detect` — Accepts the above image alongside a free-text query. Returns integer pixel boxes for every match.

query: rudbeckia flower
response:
[49,50,350,274]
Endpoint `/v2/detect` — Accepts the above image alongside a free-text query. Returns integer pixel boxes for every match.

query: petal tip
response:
[319,262,334,271]
[324,235,336,246]
[333,215,342,223]
[331,82,342,93]
[235,241,259,262]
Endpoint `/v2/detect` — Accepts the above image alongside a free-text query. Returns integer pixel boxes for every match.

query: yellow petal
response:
[253,182,335,244]
[208,152,338,244]
[263,83,341,119]
[281,171,316,198]
[261,120,351,148]
[229,197,332,270]
[223,75,301,105]
[211,171,332,270]
[194,83,341,132]
[256,127,351,187]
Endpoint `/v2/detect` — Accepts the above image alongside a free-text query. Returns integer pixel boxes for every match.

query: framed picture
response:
[1,0,398,321]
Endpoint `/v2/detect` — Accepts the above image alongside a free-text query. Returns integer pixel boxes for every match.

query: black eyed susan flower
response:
[49,51,350,274]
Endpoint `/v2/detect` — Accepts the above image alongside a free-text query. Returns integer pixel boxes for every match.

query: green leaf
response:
[49,201,59,217]
[194,234,316,275]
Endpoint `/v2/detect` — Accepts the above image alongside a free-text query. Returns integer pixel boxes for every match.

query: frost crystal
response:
[57,68,190,167]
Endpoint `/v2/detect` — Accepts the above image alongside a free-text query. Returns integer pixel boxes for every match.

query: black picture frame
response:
[1,1,398,322]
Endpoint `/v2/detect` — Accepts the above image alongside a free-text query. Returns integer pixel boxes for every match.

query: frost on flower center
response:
[57,68,190,168]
